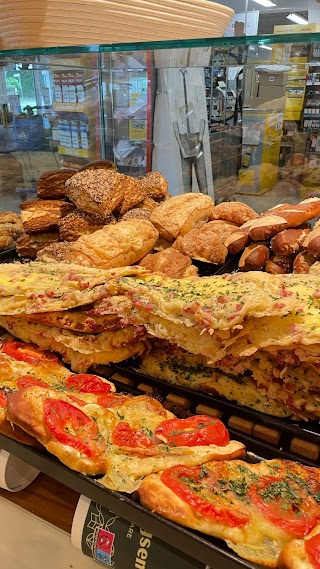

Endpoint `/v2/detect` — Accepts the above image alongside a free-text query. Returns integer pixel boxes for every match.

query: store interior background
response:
[1,0,320,213]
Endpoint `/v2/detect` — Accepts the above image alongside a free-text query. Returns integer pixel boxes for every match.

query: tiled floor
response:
[0,496,99,569]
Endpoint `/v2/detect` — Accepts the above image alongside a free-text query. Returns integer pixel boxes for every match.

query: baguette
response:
[271,228,311,257]
[249,198,320,241]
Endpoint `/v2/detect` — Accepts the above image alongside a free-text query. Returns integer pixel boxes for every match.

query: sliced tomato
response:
[44,398,103,458]
[112,422,155,449]
[161,465,250,527]
[155,415,230,447]
[66,374,112,394]
[67,395,88,407]
[249,476,320,537]
[0,392,7,408]
[17,376,48,389]
[97,394,130,408]
[306,533,320,569]
[3,341,58,364]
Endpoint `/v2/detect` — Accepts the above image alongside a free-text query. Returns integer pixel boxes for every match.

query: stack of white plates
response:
[0,0,234,49]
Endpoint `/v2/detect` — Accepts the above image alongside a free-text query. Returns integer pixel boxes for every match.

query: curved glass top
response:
[0,32,320,57]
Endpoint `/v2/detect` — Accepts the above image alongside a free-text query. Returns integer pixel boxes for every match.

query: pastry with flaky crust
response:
[137,197,159,213]
[121,208,151,221]
[20,199,75,234]
[210,202,258,225]
[173,227,228,265]
[37,169,76,199]
[59,209,115,242]
[0,235,15,252]
[150,193,214,241]
[118,176,146,215]
[139,248,198,278]
[65,169,124,218]
[16,231,60,258]
[139,171,168,201]
[65,219,159,269]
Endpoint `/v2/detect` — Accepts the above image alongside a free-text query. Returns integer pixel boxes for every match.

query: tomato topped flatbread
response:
[155,416,230,447]
[279,524,320,569]
[138,459,320,568]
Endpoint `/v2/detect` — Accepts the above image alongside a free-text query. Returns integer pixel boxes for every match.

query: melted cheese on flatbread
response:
[0,262,145,314]
[138,459,320,567]
[0,317,149,372]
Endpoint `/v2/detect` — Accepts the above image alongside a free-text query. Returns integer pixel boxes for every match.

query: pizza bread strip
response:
[278,523,320,569]
[138,459,320,567]
[16,309,123,333]
[7,386,115,475]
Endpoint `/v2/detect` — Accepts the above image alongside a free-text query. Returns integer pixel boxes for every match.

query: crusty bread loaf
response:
[139,248,198,278]
[16,231,60,258]
[37,169,76,199]
[65,219,159,269]
[150,193,214,241]
[59,209,115,242]
[20,199,75,234]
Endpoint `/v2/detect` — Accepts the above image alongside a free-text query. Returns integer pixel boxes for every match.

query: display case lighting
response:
[286,13,308,24]
[252,0,276,7]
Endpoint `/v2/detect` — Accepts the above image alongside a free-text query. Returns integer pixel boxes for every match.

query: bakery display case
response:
[3,32,320,569]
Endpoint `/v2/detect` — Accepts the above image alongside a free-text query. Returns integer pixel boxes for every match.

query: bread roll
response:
[271,228,311,257]
[210,201,258,225]
[265,255,293,275]
[293,252,317,274]
[238,243,270,271]
[118,176,145,215]
[0,235,15,252]
[150,193,214,241]
[65,219,159,269]
[20,199,75,234]
[139,248,198,278]
[121,208,151,221]
[65,169,125,218]
[173,227,228,265]
[200,220,239,242]
[37,169,76,199]
[59,209,115,242]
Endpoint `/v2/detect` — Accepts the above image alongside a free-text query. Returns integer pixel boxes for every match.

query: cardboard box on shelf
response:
[274,23,320,34]
[237,111,282,194]
[258,72,288,87]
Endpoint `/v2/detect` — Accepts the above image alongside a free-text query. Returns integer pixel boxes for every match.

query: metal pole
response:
[244,0,249,36]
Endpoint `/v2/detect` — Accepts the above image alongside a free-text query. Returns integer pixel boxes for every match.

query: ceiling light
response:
[286,13,308,25]
[260,44,273,50]
[252,0,276,7]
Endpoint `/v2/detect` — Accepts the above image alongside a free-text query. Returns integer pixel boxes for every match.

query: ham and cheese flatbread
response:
[0,317,149,372]
[138,459,320,567]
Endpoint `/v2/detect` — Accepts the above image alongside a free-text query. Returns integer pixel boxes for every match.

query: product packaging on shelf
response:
[72,495,208,569]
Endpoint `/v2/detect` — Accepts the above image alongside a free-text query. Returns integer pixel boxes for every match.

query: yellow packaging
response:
[274,24,320,34]
[284,110,303,121]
